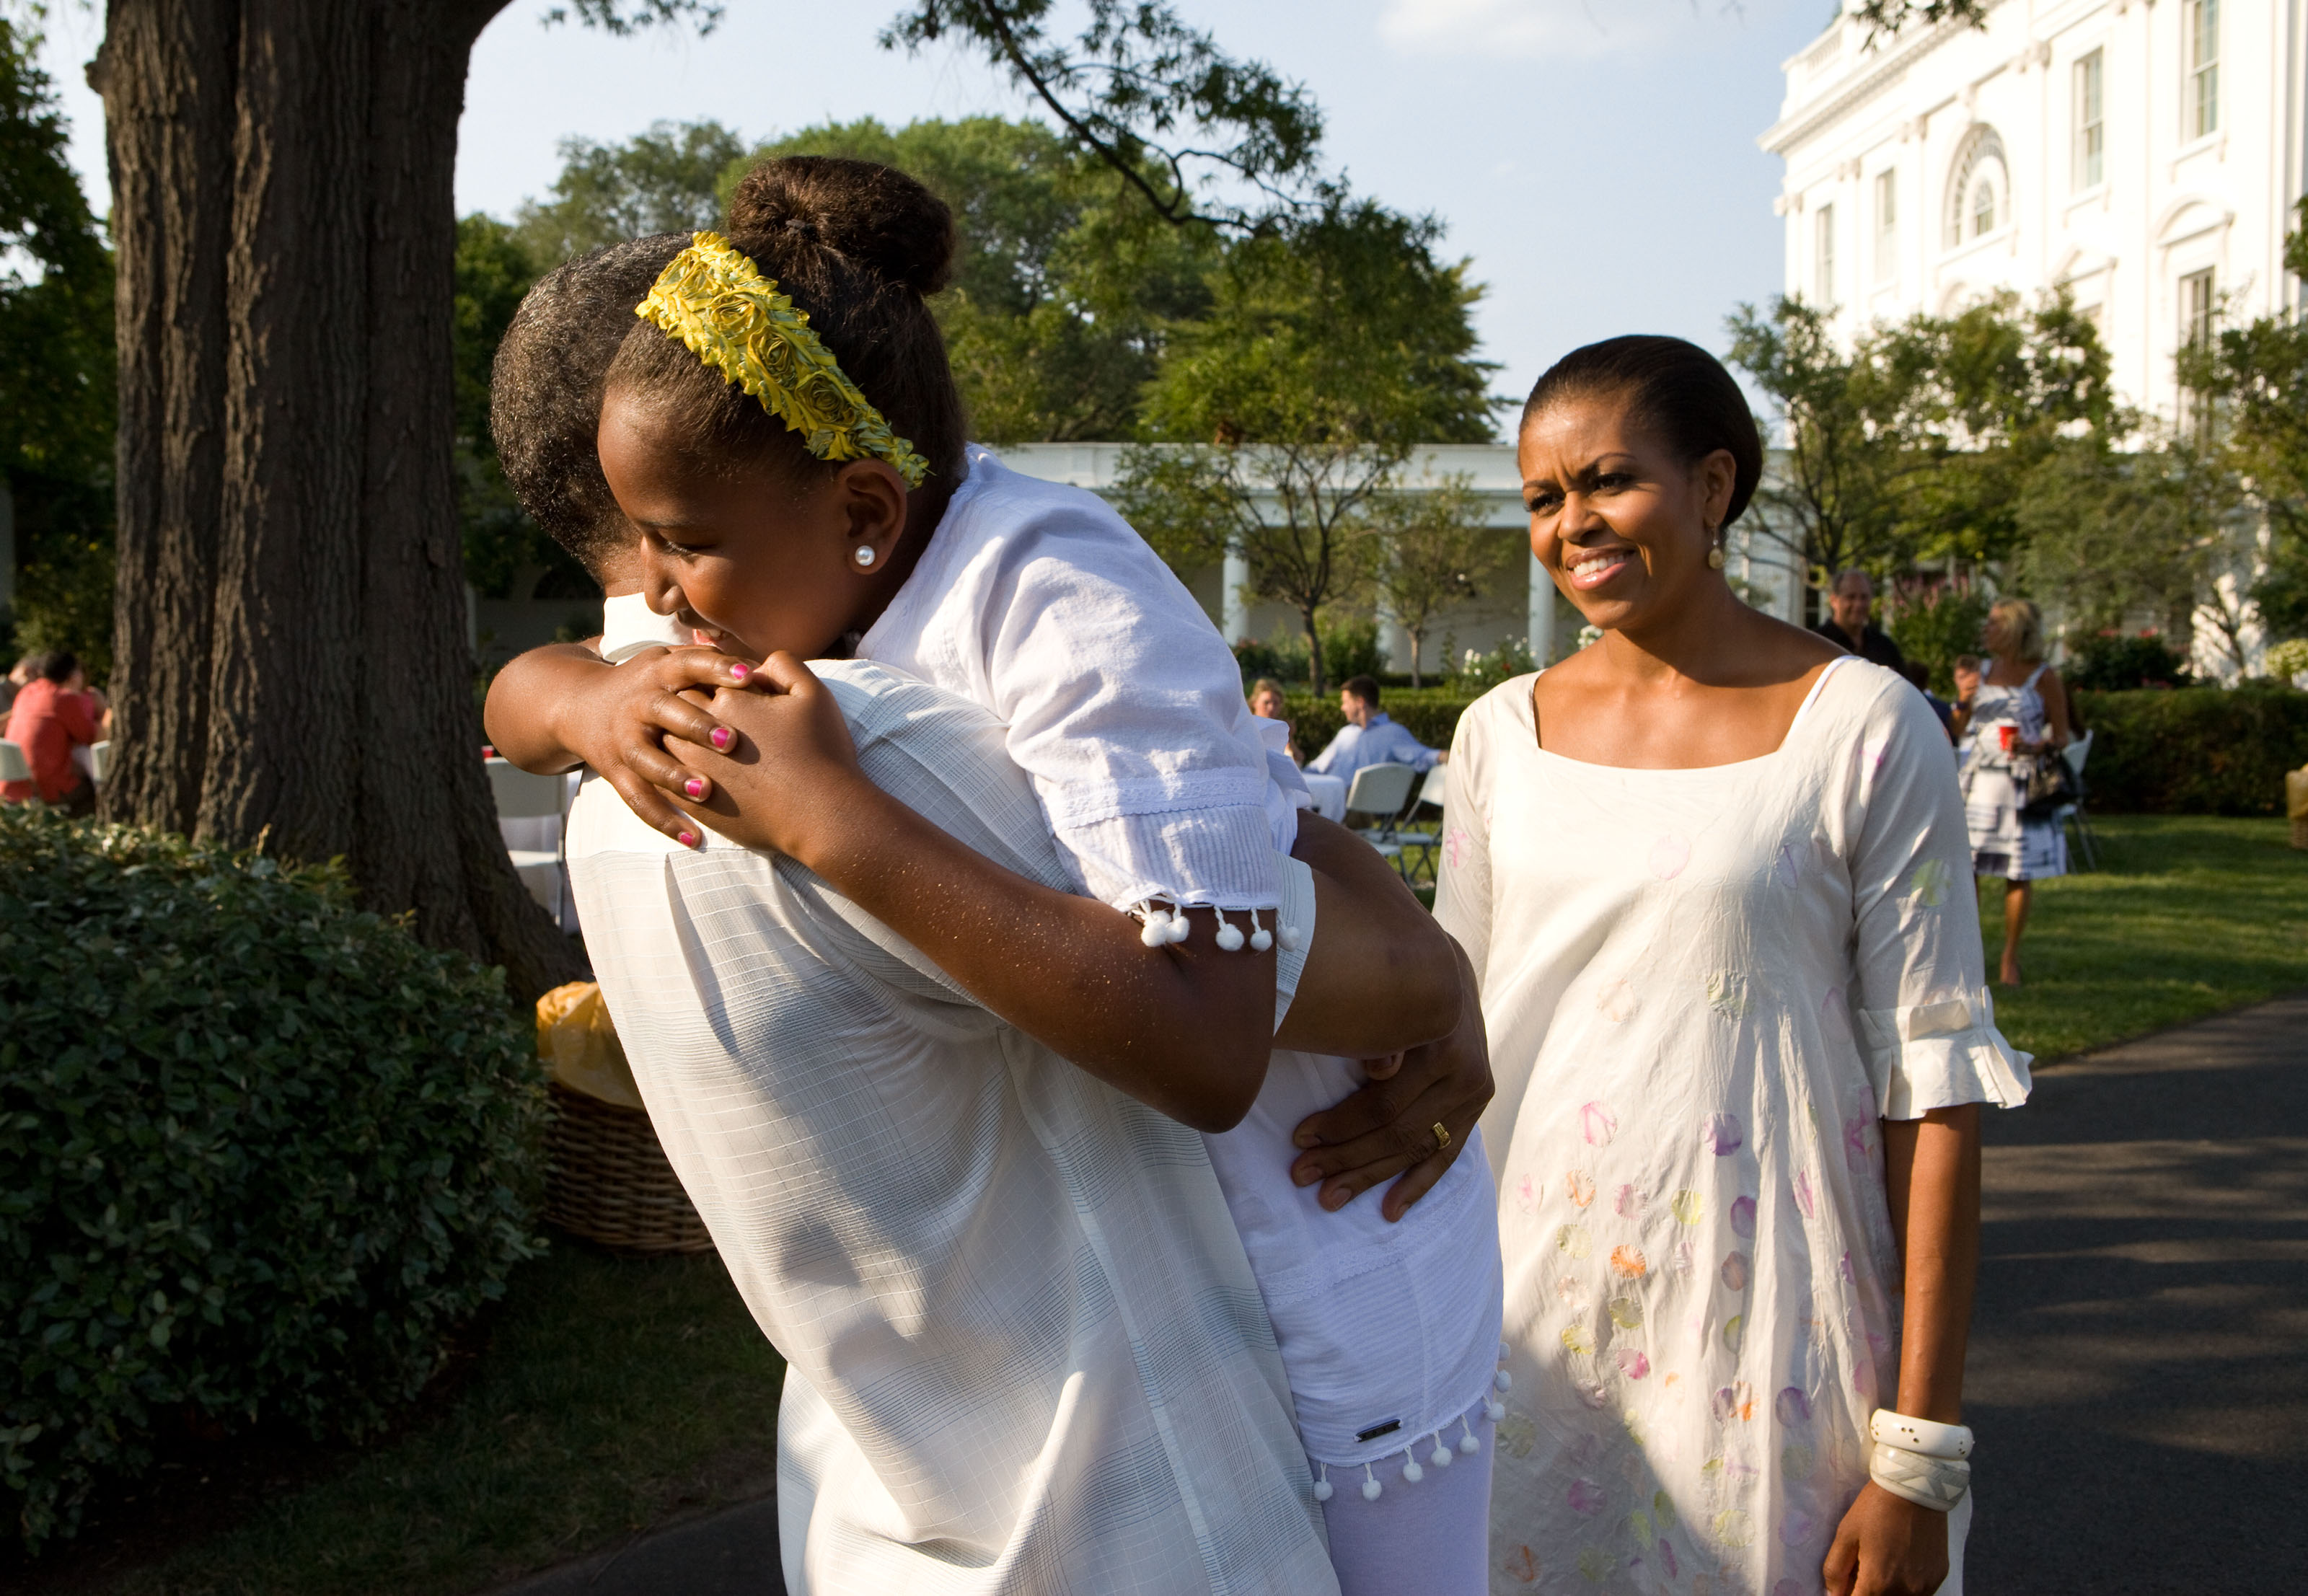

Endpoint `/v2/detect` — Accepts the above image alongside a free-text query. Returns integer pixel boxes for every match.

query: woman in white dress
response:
[1435,337,2031,1596]
[1950,600,2072,987]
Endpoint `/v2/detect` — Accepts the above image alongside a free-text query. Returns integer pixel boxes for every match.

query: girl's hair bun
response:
[724,156,956,297]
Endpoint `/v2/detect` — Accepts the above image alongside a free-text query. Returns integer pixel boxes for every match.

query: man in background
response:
[1813,570,1908,672]
[1306,675,1442,783]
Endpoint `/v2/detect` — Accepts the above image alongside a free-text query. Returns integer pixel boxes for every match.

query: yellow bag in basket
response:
[535,981,645,1109]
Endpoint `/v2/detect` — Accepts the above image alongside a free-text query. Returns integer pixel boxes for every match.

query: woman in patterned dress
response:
[1435,337,2030,1596]
[1950,600,2072,987]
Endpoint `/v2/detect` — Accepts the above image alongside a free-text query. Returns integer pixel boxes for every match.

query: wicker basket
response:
[544,1080,714,1255]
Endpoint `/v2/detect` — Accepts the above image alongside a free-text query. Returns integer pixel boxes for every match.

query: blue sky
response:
[33,0,1829,428]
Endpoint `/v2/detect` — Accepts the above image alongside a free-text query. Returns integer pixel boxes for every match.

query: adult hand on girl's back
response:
[663,653,868,859]
[1287,941,1492,1222]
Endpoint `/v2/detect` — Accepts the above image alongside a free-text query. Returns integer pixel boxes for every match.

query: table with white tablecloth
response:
[1300,772,1347,823]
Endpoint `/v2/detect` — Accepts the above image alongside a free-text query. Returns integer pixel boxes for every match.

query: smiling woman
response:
[1440,335,2030,1596]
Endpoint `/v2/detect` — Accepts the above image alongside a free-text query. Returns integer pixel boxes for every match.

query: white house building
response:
[992,442,1586,676]
[1763,0,2306,419]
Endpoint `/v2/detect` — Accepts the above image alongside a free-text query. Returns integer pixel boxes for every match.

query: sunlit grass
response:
[1971,816,2307,1062]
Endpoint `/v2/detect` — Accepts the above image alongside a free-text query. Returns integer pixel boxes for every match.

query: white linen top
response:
[1434,659,2029,1594]
[860,446,1305,913]
[598,591,689,661]
[566,660,1339,1596]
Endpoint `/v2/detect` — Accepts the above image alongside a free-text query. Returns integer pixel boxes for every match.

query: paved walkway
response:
[498,996,2308,1595]
[1965,992,2308,1593]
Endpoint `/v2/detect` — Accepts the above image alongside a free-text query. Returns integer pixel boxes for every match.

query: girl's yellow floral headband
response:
[633,232,930,488]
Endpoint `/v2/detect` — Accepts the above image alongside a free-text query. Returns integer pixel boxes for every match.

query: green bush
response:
[1881,576,1991,695]
[0,808,545,1549]
[2065,629,2194,690]
[2073,688,2308,814]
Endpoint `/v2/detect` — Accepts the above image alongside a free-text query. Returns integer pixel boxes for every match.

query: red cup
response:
[1997,725,2016,753]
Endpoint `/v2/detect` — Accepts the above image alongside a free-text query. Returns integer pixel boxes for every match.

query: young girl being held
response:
[485,160,1505,1594]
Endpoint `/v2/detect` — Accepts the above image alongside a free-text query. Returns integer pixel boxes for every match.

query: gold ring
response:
[1432,1121,1452,1150]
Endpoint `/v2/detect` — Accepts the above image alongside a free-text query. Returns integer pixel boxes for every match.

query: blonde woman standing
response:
[1950,600,2072,988]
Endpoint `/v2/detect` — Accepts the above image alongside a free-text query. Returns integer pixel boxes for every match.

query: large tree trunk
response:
[92,0,585,1003]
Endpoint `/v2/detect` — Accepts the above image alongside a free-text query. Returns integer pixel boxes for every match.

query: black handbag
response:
[2016,749,2080,820]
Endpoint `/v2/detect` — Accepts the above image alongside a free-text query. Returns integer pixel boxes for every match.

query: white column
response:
[1527,552,1556,664]
[1221,548,1251,645]
[1375,598,1408,674]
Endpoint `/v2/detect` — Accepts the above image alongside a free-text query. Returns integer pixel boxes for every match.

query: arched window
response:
[1944,125,2009,247]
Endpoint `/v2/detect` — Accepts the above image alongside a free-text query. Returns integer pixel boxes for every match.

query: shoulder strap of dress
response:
[2023,662,2048,691]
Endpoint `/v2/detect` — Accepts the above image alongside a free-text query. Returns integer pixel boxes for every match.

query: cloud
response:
[1378,0,1754,61]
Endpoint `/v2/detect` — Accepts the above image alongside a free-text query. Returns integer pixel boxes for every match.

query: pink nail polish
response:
[684,778,706,799]
[677,830,699,849]
[710,727,732,750]
[729,662,749,682]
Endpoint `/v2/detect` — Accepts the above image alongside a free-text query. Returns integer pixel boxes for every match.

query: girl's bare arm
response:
[666,656,1466,1134]
[484,643,752,838]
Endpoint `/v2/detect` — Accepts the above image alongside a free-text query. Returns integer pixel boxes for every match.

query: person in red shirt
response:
[2,650,108,814]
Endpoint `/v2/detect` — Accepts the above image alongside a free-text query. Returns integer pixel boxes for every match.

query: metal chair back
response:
[2061,728,2094,780]
[487,756,570,820]
[1412,763,1448,812]
[87,740,112,783]
[0,739,29,785]
[1342,762,1417,820]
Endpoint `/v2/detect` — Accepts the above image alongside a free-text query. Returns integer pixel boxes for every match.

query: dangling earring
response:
[1705,526,1727,570]
[853,545,877,569]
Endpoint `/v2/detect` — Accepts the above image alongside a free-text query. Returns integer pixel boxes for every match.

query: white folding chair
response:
[2053,728,2098,871]
[87,740,111,783]
[0,739,31,787]
[1342,762,1418,868]
[1387,764,1450,879]
[488,757,573,925]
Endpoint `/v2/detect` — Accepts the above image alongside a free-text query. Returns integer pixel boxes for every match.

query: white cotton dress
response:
[1960,664,2068,883]
[1432,658,2032,1596]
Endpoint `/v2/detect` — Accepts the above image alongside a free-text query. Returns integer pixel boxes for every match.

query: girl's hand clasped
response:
[565,645,760,846]
[661,653,869,860]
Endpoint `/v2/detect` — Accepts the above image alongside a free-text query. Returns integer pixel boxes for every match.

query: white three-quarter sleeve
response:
[859,450,1289,914]
[1845,682,2033,1120]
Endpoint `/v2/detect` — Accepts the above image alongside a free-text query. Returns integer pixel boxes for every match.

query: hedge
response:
[1273,684,2308,816]
[0,808,545,1549]
[2071,688,2308,815]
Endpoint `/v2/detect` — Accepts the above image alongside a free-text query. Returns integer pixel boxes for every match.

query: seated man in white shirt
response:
[1305,676,1443,783]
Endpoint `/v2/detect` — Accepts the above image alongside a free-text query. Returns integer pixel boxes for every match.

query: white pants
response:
[1318,1403,1494,1596]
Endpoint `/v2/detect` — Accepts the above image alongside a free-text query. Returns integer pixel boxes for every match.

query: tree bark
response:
[93,0,585,1004]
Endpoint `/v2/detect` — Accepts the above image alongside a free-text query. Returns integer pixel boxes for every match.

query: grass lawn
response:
[1973,814,2308,1062]
[45,1246,784,1596]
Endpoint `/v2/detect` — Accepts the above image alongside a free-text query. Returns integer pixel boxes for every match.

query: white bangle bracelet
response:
[1869,1441,1970,1512]
[1869,1408,1973,1460]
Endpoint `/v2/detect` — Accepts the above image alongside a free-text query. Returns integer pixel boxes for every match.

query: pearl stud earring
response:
[853,545,877,568]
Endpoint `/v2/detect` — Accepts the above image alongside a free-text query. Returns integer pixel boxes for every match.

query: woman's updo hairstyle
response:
[1520,335,1764,529]
[603,155,966,489]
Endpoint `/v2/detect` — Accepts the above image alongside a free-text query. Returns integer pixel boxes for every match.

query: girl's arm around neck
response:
[674,656,1274,1132]
[484,640,760,841]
